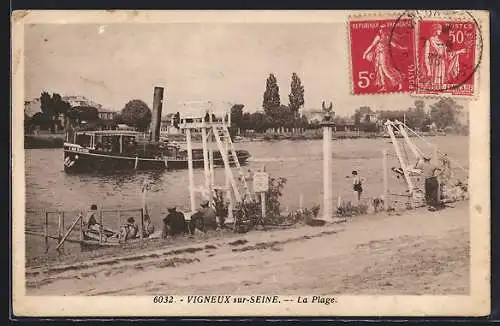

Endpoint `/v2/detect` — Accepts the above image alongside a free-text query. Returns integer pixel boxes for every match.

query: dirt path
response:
[27,201,469,295]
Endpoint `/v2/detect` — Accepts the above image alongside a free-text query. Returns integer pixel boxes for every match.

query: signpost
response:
[253,171,269,220]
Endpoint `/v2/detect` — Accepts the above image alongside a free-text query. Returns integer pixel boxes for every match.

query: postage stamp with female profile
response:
[348,17,417,95]
[415,19,478,97]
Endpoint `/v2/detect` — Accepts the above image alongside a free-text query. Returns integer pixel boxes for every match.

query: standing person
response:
[352,170,363,205]
[420,156,441,210]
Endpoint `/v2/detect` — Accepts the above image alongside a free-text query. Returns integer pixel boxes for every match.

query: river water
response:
[25,136,468,261]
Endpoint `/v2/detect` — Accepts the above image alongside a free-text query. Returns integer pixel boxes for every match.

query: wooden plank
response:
[99,208,103,245]
[44,212,49,253]
[56,214,83,250]
[26,231,84,244]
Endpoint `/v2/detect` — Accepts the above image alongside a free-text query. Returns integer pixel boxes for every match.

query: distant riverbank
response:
[23,130,452,149]
[25,134,65,149]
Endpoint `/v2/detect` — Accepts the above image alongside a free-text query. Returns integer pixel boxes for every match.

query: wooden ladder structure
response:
[180,103,253,220]
[212,124,251,201]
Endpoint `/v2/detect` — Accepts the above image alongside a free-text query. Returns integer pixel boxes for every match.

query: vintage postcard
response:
[12,10,490,317]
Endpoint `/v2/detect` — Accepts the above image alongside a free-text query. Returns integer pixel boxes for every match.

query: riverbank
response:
[25,134,65,149]
[23,130,451,149]
[26,200,469,295]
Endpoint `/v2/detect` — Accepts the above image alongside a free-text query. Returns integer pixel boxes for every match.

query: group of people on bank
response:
[353,152,455,211]
[82,199,219,243]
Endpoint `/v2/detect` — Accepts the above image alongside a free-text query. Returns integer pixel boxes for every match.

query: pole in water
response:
[57,212,62,249]
[45,211,49,253]
[382,149,389,211]
[261,192,266,221]
[186,128,196,213]
[99,208,103,245]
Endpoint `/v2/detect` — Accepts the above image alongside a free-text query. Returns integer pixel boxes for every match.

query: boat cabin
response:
[69,130,181,157]
[71,130,143,153]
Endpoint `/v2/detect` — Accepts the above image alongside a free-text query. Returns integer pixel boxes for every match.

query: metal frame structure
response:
[178,102,251,219]
[384,119,469,207]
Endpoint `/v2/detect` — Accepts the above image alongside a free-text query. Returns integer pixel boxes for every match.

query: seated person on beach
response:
[142,214,155,238]
[162,207,187,238]
[84,204,100,232]
[120,217,139,241]
[190,200,218,233]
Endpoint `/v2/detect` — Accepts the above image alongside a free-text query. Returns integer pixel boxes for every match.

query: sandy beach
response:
[26,200,469,296]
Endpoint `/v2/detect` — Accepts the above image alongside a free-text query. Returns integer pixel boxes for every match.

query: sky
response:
[24,23,467,117]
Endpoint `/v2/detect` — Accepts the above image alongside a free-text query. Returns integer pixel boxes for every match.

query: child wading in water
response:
[352,170,363,205]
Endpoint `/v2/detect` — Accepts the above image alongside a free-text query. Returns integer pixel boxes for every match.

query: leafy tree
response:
[414,99,425,112]
[334,116,348,125]
[30,112,51,130]
[40,92,55,132]
[52,93,71,116]
[405,103,428,130]
[120,99,152,131]
[262,74,281,119]
[72,106,99,123]
[230,104,244,128]
[353,110,361,125]
[40,92,53,118]
[288,73,304,118]
[429,98,463,130]
[173,112,180,129]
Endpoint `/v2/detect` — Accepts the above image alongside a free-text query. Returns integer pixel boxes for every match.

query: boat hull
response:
[63,147,250,173]
[63,149,166,173]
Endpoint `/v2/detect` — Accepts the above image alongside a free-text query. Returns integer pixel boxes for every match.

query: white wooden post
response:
[299,193,304,210]
[201,127,211,203]
[261,192,266,220]
[186,128,196,212]
[323,125,333,220]
[382,149,389,210]
[224,134,233,220]
[209,133,215,187]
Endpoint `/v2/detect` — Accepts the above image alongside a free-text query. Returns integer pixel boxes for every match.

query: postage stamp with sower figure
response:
[349,12,479,97]
[349,17,417,95]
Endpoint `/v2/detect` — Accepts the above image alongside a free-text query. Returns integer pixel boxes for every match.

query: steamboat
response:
[63,87,250,173]
[63,130,250,172]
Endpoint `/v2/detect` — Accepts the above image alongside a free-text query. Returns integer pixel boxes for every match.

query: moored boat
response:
[63,130,250,173]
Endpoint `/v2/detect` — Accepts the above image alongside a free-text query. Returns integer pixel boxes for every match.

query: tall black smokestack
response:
[151,86,164,142]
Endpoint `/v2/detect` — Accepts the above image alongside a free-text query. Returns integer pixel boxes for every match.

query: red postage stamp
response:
[415,20,477,96]
[349,18,416,95]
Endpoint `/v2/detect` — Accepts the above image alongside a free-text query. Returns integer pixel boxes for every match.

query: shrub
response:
[336,201,368,217]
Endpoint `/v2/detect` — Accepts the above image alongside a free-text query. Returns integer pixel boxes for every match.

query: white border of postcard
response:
[12,10,490,317]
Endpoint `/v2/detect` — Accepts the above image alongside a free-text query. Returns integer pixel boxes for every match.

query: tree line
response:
[230,72,308,132]
[25,91,153,133]
[345,98,467,134]
[27,77,467,136]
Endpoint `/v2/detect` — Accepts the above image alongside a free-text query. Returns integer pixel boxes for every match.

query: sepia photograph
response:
[12,10,490,317]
